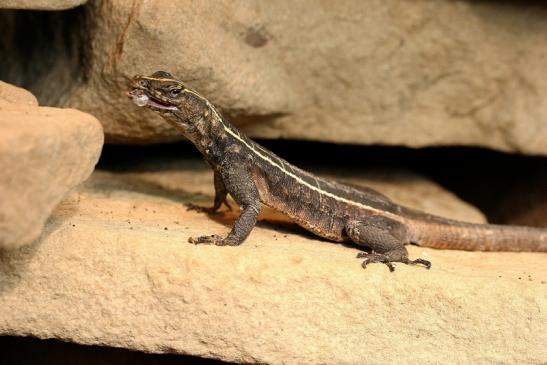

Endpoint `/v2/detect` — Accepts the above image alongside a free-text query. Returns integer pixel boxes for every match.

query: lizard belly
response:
[253,169,347,242]
[264,199,347,242]
[292,211,347,242]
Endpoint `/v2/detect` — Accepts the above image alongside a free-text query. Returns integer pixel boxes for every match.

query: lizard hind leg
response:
[345,216,431,272]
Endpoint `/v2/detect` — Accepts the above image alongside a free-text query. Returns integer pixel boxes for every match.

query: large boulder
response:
[47,0,547,154]
[0,81,103,249]
[0,167,545,364]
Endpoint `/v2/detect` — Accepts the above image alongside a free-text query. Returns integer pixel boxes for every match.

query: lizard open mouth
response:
[127,89,178,111]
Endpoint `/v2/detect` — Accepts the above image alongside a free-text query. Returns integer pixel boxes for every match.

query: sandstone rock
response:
[0,169,544,364]
[0,0,86,10]
[0,81,103,249]
[43,0,547,155]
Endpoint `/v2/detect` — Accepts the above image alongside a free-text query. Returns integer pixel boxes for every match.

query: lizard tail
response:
[406,219,547,252]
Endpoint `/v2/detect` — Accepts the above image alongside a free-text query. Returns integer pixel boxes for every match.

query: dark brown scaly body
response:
[128,71,547,271]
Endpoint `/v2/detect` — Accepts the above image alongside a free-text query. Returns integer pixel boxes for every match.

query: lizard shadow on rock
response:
[90,172,357,247]
[89,172,211,205]
[112,175,365,245]
[90,172,304,231]
[90,172,239,230]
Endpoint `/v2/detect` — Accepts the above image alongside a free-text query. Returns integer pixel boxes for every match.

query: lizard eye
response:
[169,88,182,97]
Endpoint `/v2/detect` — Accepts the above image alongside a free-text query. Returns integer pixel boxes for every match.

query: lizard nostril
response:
[138,80,148,88]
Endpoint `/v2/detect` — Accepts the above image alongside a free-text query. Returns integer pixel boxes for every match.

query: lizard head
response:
[128,71,220,142]
[128,71,187,114]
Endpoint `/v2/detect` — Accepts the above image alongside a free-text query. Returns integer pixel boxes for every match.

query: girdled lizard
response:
[128,71,547,271]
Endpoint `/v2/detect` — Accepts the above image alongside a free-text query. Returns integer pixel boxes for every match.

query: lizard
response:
[127,70,547,271]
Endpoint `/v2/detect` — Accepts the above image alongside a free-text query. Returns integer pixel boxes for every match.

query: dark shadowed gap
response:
[0,5,91,105]
[0,336,233,365]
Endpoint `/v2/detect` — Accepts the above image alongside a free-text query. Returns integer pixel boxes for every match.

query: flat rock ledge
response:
[0,81,103,249]
[0,170,545,365]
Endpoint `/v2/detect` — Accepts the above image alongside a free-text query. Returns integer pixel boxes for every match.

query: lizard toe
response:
[358,252,396,272]
[188,234,224,245]
[405,257,432,269]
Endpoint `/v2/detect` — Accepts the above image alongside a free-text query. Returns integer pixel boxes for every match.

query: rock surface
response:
[1,168,545,365]
[0,0,86,10]
[0,81,103,249]
[49,0,547,155]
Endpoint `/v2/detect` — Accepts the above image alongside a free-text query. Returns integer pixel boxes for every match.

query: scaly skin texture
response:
[128,71,547,271]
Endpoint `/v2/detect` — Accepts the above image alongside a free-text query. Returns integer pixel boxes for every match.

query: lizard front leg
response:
[189,166,261,246]
[187,171,233,214]
[345,215,431,271]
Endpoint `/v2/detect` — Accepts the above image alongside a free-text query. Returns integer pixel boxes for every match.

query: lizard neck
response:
[164,91,235,165]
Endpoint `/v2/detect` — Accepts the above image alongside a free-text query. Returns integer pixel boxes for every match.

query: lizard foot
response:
[356,252,431,271]
[357,252,396,272]
[188,234,224,244]
[188,234,240,246]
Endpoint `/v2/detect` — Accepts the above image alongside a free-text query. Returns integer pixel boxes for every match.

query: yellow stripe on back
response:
[220,121,398,219]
